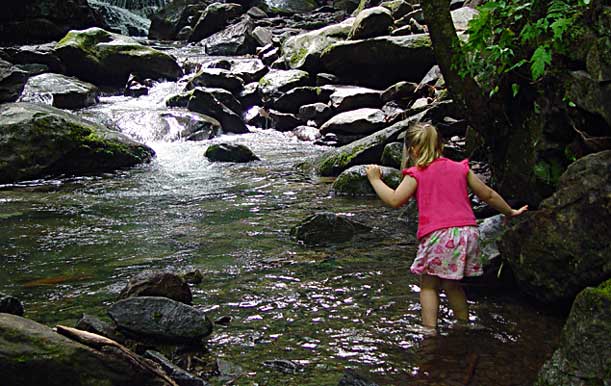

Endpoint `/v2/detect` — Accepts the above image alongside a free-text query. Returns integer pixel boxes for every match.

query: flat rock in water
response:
[108,296,213,343]
[119,271,192,305]
[18,73,99,109]
[291,212,372,245]
[205,143,260,163]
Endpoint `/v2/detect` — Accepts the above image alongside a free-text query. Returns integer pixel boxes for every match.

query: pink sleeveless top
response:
[403,157,476,239]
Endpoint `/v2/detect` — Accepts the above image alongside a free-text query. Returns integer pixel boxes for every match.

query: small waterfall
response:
[93,0,171,16]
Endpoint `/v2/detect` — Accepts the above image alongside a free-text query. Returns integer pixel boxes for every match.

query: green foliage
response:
[459,0,592,94]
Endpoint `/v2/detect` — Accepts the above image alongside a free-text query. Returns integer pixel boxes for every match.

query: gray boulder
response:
[0,43,65,74]
[0,103,154,184]
[54,27,182,86]
[87,0,151,36]
[499,150,611,305]
[320,108,387,137]
[255,0,318,13]
[205,143,260,163]
[298,103,333,125]
[119,271,192,305]
[230,58,268,84]
[186,68,245,94]
[290,212,372,246]
[320,34,434,88]
[202,16,258,56]
[380,0,414,20]
[272,86,331,114]
[565,70,611,128]
[331,165,402,196]
[0,59,28,103]
[0,313,168,386]
[325,85,383,112]
[349,6,394,40]
[18,73,99,109]
[380,142,403,168]
[258,69,310,98]
[108,296,213,343]
[189,2,244,42]
[536,279,611,386]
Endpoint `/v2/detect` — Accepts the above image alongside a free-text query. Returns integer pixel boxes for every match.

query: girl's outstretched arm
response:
[466,171,528,217]
[366,165,417,208]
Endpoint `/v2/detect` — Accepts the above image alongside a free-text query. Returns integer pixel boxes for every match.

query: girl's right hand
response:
[365,165,382,180]
[509,205,529,217]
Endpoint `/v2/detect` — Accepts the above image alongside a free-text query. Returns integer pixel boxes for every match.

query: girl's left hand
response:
[365,165,382,180]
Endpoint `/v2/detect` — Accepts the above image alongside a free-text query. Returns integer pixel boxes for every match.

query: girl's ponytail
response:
[402,122,443,168]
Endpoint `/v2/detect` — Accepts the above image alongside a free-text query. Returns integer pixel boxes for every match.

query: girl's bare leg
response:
[420,274,441,328]
[441,279,469,321]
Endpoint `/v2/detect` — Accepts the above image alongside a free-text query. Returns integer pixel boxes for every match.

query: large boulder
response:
[320,34,435,88]
[499,151,611,305]
[565,70,611,128]
[536,279,611,386]
[0,0,107,45]
[87,0,151,36]
[331,165,402,196]
[281,18,354,73]
[290,212,372,246]
[108,296,213,343]
[325,85,383,112]
[258,69,310,99]
[254,0,318,13]
[189,2,244,42]
[348,6,394,40]
[18,73,99,109]
[201,16,258,56]
[0,103,154,184]
[0,59,28,104]
[0,313,169,386]
[0,43,65,74]
[186,68,245,94]
[320,108,388,137]
[149,0,210,40]
[54,27,182,86]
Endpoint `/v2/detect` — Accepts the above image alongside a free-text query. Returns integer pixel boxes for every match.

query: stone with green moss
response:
[257,69,310,98]
[381,142,403,168]
[0,313,164,385]
[535,279,611,386]
[499,150,611,305]
[54,27,182,86]
[0,102,154,184]
[332,165,402,196]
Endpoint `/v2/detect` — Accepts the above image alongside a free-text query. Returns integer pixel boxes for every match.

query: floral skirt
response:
[410,226,484,280]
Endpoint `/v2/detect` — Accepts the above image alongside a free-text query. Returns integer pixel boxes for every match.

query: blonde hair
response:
[401,122,443,169]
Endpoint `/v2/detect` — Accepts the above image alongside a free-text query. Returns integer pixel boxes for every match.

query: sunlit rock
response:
[201,16,258,56]
[324,85,383,112]
[189,2,244,43]
[320,108,387,137]
[18,73,100,109]
[331,164,402,196]
[348,6,394,40]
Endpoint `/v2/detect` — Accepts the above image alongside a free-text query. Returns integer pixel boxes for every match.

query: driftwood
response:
[55,325,179,386]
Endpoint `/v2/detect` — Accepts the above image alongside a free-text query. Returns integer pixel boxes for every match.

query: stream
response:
[0,44,565,385]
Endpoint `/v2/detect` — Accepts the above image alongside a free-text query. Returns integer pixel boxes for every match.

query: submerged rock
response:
[331,165,402,196]
[290,212,372,245]
[536,279,611,386]
[0,103,154,184]
[205,143,260,163]
[0,313,165,385]
[119,271,192,305]
[18,73,100,109]
[108,296,213,344]
[54,27,182,86]
[499,150,611,305]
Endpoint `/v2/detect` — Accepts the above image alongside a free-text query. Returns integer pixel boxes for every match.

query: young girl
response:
[366,122,528,332]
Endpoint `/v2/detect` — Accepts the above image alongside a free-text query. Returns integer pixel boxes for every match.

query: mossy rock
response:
[535,279,611,385]
[380,142,403,168]
[205,143,259,163]
[54,27,182,86]
[331,165,402,196]
[0,102,154,184]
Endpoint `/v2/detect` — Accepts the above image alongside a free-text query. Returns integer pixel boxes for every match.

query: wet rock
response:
[293,125,321,142]
[332,164,402,196]
[0,103,154,184]
[119,271,192,305]
[0,43,65,74]
[230,58,268,84]
[75,314,124,343]
[186,68,245,94]
[108,296,213,343]
[291,212,372,245]
[18,73,99,109]
[380,0,414,20]
[259,45,280,66]
[167,88,248,134]
[239,82,262,107]
[320,108,387,137]
[205,143,260,163]
[258,69,310,98]
[272,86,331,113]
[255,0,318,13]
[88,0,150,37]
[176,25,194,40]
[0,59,28,103]
[145,350,209,386]
[268,109,302,132]
[124,73,155,97]
[536,279,611,386]
[214,316,232,326]
[252,26,274,46]
[499,150,611,305]
[320,34,434,88]
[349,6,394,40]
[317,115,419,176]
[247,6,268,19]
[380,142,403,168]
[338,369,380,386]
[0,313,164,385]
[0,293,24,316]
[54,27,182,86]
[316,72,341,86]
[382,81,418,103]
[189,2,244,43]
[326,85,383,112]
[281,18,354,73]
[0,0,108,45]
[149,1,208,40]
[202,16,258,56]
[298,102,333,125]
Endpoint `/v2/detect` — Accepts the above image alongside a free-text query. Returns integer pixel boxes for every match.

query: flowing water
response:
[0,46,565,385]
